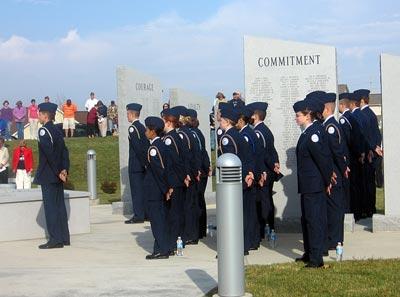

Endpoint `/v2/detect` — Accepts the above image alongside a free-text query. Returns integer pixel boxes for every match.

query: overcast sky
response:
[1,0,399,108]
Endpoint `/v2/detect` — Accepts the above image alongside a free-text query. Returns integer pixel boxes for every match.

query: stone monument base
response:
[373,214,400,232]
[0,189,90,242]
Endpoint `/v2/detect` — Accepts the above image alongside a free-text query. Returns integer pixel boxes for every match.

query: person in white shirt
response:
[85,92,99,111]
[0,137,10,184]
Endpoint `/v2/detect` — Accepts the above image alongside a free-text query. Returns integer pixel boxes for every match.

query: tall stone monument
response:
[114,66,162,214]
[373,53,400,231]
[169,88,213,192]
[244,36,337,224]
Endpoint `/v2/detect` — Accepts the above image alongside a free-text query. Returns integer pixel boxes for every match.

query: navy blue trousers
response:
[198,177,208,239]
[166,187,185,251]
[129,172,145,220]
[326,183,344,248]
[147,199,169,255]
[183,183,200,242]
[41,183,70,244]
[301,192,327,265]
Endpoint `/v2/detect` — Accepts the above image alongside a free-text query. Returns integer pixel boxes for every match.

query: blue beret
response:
[187,109,197,118]
[162,108,180,118]
[354,89,370,98]
[126,103,142,112]
[220,107,239,122]
[171,106,189,117]
[247,102,268,112]
[218,101,233,110]
[235,106,253,118]
[306,91,326,100]
[293,100,307,113]
[38,102,57,113]
[304,98,324,113]
[145,116,164,130]
[349,92,362,102]
[339,93,351,100]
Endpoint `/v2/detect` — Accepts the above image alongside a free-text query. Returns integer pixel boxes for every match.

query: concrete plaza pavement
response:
[1,205,400,297]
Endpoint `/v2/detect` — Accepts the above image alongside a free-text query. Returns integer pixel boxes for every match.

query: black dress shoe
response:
[38,242,64,249]
[295,255,310,263]
[185,240,198,245]
[169,251,175,256]
[323,251,329,256]
[244,251,249,256]
[249,247,259,251]
[125,217,144,224]
[63,241,70,246]
[305,262,324,268]
[145,253,169,260]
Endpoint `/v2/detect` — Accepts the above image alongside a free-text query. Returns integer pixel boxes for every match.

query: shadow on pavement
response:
[185,269,217,295]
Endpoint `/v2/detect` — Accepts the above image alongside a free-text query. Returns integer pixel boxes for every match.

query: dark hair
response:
[41,111,56,121]
[97,100,103,106]
[254,110,266,121]
[90,92,95,96]
[216,92,225,99]
[44,96,49,100]
[147,125,164,136]
[192,118,199,128]
[238,114,251,124]
[163,115,179,129]
[362,96,370,104]
[111,100,115,105]
[3,100,9,105]
[31,99,36,103]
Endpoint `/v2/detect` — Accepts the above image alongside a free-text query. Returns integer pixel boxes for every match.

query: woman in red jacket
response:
[87,105,98,138]
[12,140,33,189]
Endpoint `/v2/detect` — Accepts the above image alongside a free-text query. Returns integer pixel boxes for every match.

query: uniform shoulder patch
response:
[217,128,223,136]
[149,148,157,157]
[39,129,45,137]
[340,118,345,124]
[328,126,335,134]
[311,134,319,142]
[164,138,172,146]
[244,135,249,142]
[222,137,229,146]
[129,127,134,133]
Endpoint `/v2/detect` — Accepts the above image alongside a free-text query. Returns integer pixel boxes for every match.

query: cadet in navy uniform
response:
[235,106,266,251]
[219,106,255,255]
[338,93,365,213]
[125,103,149,224]
[35,102,70,249]
[144,116,174,260]
[162,108,188,253]
[215,102,231,157]
[247,102,281,238]
[173,106,202,245]
[187,108,211,239]
[316,92,348,249]
[293,100,333,268]
[348,92,371,220]
[357,89,383,217]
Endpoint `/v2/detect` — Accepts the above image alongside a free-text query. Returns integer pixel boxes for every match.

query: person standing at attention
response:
[34,102,70,249]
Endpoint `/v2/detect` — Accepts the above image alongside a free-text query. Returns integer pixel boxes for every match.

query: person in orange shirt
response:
[62,99,78,137]
[12,140,33,189]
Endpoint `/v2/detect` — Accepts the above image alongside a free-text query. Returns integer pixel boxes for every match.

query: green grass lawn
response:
[5,137,121,204]
[207,259,400,297]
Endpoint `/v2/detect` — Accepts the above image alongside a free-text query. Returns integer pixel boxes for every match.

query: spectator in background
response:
[0,111,7,137]
[1,100,13,140]
[13,101,26,140]
[28,99,39,140]
[85,92,98,111]
[229,91,245,108]
[12,140,33,189]
[107,100,118,135]
[44,96,50,103]
[87,104,97,138]
[0,137,10,183]
[96,100,108,137]
[62,99,77,138]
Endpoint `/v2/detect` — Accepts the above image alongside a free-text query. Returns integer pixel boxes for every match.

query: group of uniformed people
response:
[293,89,382,268]
[125,103,211,259]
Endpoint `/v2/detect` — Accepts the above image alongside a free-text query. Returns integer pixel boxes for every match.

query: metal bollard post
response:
[87,149,97,200]
[214,153,252,297]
